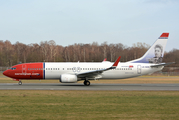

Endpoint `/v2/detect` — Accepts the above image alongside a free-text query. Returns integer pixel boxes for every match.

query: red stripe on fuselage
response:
[6,63,44,79]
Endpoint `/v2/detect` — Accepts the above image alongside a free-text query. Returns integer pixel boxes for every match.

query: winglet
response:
[112,56,121,67]
[105,56,121,70]
[103,58,107,61]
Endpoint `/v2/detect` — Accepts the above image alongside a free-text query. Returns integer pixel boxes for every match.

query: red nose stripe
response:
[5,63,44,79]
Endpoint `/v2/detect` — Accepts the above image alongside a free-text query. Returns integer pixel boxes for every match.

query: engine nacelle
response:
[59,74,77,83]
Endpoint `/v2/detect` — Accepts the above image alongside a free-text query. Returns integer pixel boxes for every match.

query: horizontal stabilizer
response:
[150,62,175,67]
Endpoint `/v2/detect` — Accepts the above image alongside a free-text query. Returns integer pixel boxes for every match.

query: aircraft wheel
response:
[18,81,22,85]
[83,81,86,85]
[85,81,90,86]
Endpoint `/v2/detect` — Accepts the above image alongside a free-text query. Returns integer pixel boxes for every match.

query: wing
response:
[77,56,121,79]
[150,62,175,67]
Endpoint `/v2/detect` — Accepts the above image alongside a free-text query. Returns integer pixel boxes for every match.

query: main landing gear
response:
[18,80,22,85]
[84,80,90,86]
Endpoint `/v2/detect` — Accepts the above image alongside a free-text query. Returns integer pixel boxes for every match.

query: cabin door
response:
[137,65,141,74]
[22,65,26,74]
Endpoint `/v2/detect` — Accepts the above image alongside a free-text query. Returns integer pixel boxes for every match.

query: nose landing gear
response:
[18,80,22,85]
[13,79,22,85]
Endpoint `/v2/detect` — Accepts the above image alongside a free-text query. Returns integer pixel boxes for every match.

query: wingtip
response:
[103,58,107,61]
[112,56,121,67]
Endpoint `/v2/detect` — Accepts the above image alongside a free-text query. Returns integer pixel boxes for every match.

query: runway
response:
[0,83,179,90]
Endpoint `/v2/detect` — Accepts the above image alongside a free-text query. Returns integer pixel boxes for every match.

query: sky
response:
[0,0,179,52]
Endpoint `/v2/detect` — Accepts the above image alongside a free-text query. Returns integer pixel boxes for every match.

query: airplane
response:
[3,33,174,86]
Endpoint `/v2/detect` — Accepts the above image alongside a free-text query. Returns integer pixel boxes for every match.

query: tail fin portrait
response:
[128,33,169,64]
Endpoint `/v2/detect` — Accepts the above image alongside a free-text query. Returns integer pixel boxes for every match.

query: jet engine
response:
[59,74,77,83]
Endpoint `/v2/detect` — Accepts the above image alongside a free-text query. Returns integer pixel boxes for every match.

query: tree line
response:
[0,40,178,68]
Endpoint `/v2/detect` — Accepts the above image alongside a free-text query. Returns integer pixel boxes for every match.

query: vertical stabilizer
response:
[127,33,169,64]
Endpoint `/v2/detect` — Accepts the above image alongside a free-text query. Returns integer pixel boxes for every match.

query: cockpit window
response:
[10,67,16,70]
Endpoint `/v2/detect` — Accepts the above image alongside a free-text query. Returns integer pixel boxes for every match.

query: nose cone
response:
[3,70,8,77]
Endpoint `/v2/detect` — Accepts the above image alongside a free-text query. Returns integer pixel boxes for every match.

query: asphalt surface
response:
[0,83,179,90]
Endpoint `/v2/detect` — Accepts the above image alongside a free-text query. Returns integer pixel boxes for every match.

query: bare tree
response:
[48,40,57,62]
[40,41,49,62]
[101,42,108,59]
[109,44,115,61]
[0,39,178,68]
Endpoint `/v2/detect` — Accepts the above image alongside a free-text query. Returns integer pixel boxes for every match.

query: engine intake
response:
[59,74,77,83]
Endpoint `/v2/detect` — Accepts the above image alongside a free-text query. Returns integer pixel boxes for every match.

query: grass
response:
[0,90,179,120]
[1,72,179,119]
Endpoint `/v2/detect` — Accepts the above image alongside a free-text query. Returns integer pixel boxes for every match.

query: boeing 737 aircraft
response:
[3,33,174,86]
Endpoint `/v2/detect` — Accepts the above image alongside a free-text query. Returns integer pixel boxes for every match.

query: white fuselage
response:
[44,62,163,80]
